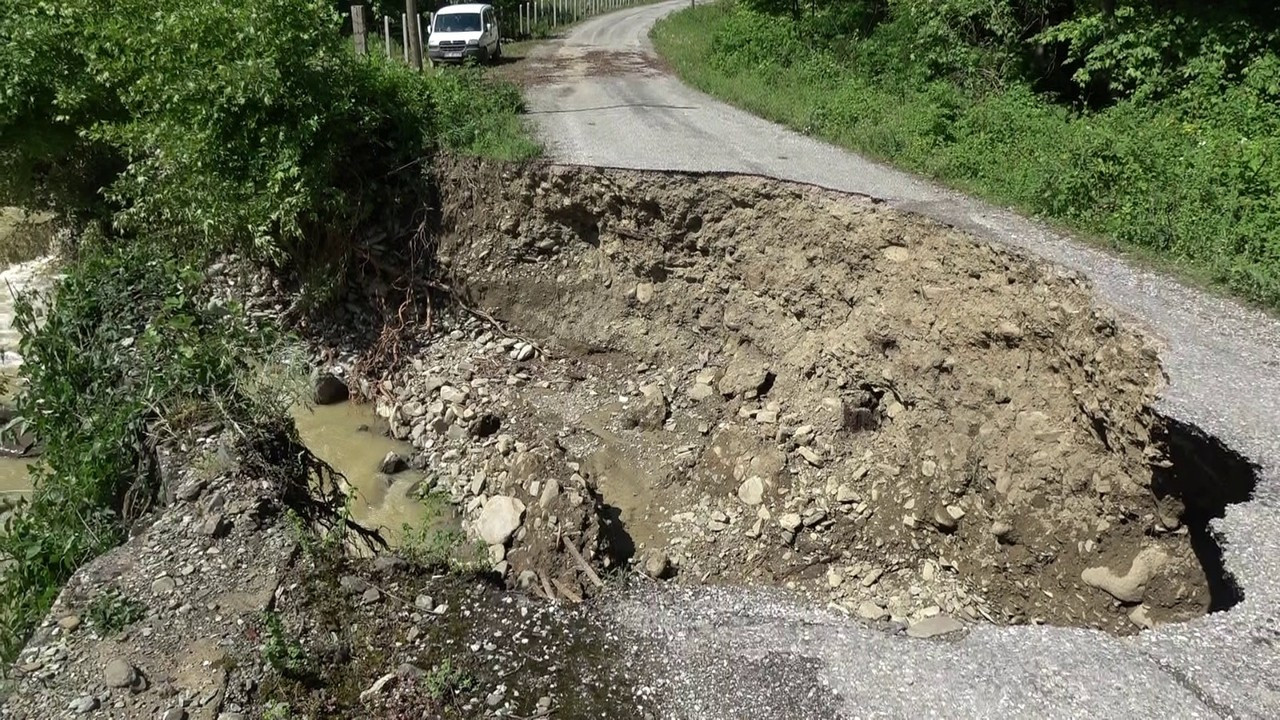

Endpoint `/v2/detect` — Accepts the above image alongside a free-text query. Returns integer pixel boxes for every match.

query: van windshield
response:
[434,13,482,33]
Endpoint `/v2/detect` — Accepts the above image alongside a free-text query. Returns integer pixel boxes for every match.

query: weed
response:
[423,658,475,702]
[262,701,293,720]
[261,612,311,679]
[86,589,147,634]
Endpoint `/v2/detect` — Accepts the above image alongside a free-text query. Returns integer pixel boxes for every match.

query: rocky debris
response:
[623,383,669,431]
[313,372,349,405]
[906,615,966,639]
[378,451,407,475]
[737,476,765,506]
[476,496,525,546]
[103,658,137,688]
[856,601,889,622]
[642,550,672,579]
[717,350,771,398]
[1081,547,1168,604]
[359,671,398,702]
[69,696,98,714]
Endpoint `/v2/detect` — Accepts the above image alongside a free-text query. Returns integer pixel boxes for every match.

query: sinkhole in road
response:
[430,158,1258,634]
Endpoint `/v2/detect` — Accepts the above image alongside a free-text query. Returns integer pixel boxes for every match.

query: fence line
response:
[352,1,665,62]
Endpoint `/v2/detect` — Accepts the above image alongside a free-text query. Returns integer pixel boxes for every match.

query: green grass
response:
[652,3,1280,311]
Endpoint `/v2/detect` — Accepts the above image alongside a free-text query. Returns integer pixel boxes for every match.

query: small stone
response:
[396,663,426,679]
[200,514,230,538]
[439,386,468,405]
[756,410,778,424]
[314,373,349,405]
[58,615,82,631]
[932,503,959,532]
[802,508,827,527]
[361,587,381,604]
[176,479,207,502]
[688,384,716,401]
[1128,604,1155,630]
[778,513,803,532]
[486,687,506,706]
[378,451,407,475]
[826,568,844,588]
[359,672,398,702]
[717,353,771,398]
[835,485,858,503]
[861,567,885,587]
[635,283,655,305]
[995,321,1024,344]
[161,709,187,720]
[515,344,536,361]
[104,658,137,688]
[1081,547,1167,604]
[643,550,671,579]
[856,601,889,621]
[373,555,406,573]
[477,496,526,545]
[539,478,561,508]
[151,577,177,595]
[990,521,1014,542]
[737,477,765,506]
[797,447,824,467]
[69,696,98,714]
[339,575,369,594]
[414,594,434,612]
[906,615,966,639]
[921,460,937,478]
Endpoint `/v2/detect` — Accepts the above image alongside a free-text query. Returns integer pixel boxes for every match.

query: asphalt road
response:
[522,3,1280,717]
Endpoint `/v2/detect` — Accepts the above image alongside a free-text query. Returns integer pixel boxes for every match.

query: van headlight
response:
[466,38,480,46]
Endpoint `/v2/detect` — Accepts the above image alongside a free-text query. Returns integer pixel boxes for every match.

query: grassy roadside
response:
[652,3,1280,312]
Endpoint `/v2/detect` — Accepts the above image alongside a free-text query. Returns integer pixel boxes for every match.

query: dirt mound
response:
[420,157,1228,633]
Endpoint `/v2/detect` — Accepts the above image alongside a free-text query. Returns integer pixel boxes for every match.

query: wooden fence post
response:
[351,5,368,55]
[402,13,410,63]
[407,0,423,70]
[384,15,392,60]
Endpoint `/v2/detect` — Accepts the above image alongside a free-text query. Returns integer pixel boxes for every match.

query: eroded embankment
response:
[415,158,1254,633]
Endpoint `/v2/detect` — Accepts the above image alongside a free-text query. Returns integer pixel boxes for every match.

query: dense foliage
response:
[655,1,1280,306]
[0,0,535,660]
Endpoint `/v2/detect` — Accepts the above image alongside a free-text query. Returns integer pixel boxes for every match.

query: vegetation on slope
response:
[0,0,537,661]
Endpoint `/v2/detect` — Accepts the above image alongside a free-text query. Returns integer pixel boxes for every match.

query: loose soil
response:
[2,160,1257,719]
[420,158,1224,633]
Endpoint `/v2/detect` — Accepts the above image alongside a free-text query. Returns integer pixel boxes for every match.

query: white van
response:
[427,4,502,64]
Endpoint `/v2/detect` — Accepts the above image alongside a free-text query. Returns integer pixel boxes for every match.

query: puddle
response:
[290,401,439,546]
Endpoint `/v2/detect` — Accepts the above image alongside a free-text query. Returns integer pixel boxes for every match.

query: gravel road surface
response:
[520,3,1280,717]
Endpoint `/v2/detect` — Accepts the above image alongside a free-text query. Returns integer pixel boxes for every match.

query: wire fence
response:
[348,0,665,67]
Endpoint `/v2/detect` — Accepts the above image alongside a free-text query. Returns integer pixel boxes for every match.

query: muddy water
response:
[290,401,436,545]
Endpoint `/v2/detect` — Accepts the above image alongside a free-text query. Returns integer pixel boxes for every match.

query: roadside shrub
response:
[0,0,535,267]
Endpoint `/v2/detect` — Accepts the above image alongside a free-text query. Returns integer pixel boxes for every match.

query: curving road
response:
[520,3,1280,718]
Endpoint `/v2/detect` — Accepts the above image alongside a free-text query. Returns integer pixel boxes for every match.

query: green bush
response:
[0,239,274,660]
[654,1,1280,307]
[0,0,536,264]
